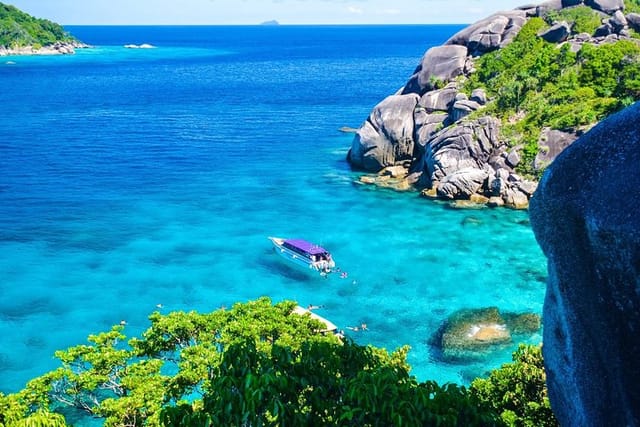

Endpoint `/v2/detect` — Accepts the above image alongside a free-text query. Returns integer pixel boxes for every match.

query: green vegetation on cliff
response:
[0,3,75,48]
[627,0,640,13]
[464,12,640,177]
[0,298,558,427]
[545,5,603,35]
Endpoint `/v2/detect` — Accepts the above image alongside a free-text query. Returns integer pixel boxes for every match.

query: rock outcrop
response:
[530,101,640,426]
[444,10,528,56]
[402,45,469,95]
[425,117,501,182]
[0,41,88,56]
[348,0,640,209]
[628,12,640,31]
[539,21,572,42]
[534,128,579,170]
[585,0,625,14]
[434,307,541,361]
[348,94,419,171]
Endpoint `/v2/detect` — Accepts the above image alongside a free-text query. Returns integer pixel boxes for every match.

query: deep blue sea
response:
[0,25,547,396]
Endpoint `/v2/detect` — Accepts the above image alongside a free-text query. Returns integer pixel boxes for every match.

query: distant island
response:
[260,20,280,26]
[0,2,87,56]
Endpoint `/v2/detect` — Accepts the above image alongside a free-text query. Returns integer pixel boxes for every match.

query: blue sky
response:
[9,0,532,25]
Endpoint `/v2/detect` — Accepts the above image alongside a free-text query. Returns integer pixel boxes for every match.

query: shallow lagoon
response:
[0,25,546,393]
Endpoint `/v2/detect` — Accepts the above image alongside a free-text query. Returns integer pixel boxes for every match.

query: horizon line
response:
[63,22,471,27]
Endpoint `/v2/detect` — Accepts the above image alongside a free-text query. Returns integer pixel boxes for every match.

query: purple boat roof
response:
[284,239,329,255]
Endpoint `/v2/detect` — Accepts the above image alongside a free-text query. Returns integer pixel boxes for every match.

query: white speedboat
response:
[268,237,335,274]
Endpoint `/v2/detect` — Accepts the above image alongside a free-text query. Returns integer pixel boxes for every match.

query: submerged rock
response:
[530,101,640,427]
[357,166,422,191]
[435,307,541,362]
[339,126,359,133]
[503,312,542,334]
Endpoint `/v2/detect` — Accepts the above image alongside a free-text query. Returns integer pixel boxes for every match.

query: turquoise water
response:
[0,25,546,394]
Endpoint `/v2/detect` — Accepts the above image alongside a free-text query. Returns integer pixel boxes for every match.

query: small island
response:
[0,2,87,56]
[260,19,280,26]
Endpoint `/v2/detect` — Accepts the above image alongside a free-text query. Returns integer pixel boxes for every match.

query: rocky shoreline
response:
[0,41,90,57]
[347,0,640,209]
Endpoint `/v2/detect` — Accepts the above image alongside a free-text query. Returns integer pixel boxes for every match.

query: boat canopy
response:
[283,239,329,256]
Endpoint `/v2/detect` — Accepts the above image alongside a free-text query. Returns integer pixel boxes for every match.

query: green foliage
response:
[464,17,640,178]
[626,0,640,13]
[469,18,548,90]
[0,392,68,427]
[167,339,498,426]
[0,298,503,426]
[578,41,640,98]
[544,6,603,35]
[471,345,558,427]
[0,3,76,48]
[430,75,447,90]
[0,299,562,426]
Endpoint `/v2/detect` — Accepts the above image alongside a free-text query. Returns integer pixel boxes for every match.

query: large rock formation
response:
[402,45,469,95]
[585,0,625,14]
[348,94,419,170]
[348,0,640,208]
[529,101,640,426]
[445,10,528,56]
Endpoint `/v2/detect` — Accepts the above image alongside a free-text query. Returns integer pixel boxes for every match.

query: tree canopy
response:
[0,3,76,48]
[0,298,519,426]
[471,345,557,427]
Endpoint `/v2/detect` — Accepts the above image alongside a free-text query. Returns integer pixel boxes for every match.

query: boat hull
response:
[268,237,335,274]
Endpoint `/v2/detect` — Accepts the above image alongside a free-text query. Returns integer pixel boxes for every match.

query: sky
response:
[8,0,533,25]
